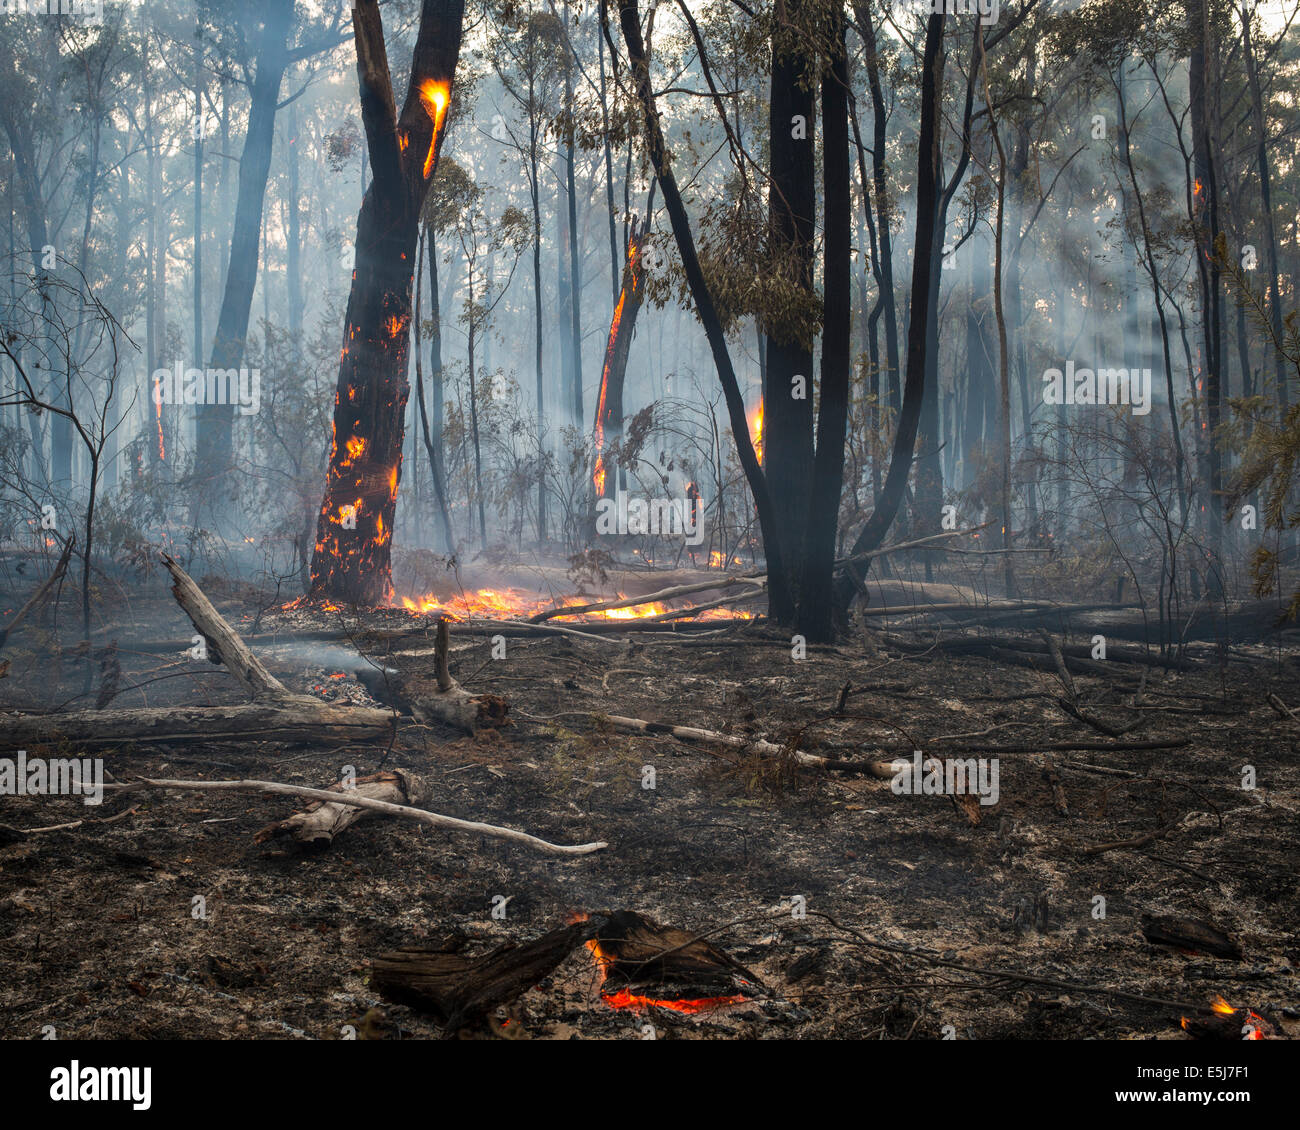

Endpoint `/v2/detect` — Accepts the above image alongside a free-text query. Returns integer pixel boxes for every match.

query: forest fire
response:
[750,399,764,464]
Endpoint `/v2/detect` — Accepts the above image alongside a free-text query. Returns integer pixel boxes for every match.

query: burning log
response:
[578,910,764,1013]
[1181,996,1282,1040]
[371,920,599,1032]
[527,574,766,623]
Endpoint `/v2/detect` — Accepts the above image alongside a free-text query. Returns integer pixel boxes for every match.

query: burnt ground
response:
[1,579,1298,1041]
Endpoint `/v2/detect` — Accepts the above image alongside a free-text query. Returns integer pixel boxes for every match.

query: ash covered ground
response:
[1,572,1298,1040]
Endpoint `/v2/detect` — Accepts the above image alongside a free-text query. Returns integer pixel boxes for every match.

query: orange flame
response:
[1181,995,1267,1038]
[750,399,764,465]
[393,587,753,622]
[418,80,450,180]
[580,932,749,1015]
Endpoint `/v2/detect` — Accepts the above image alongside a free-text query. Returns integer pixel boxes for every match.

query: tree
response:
[309,0,466,605]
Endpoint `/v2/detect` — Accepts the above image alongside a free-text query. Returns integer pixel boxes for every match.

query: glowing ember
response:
[1181,995,1270,1039]
[577,925,750,1016]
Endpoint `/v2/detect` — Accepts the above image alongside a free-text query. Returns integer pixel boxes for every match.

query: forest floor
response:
[1,571,1298,1040]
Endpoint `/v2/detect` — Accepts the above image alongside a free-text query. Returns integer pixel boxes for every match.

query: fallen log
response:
[528,574,765,623]
[551,710,898,777]
[255,769,430,848]
[105,776,609,856]
[371,920,599,1031]
[0,700,395,748]
[2,554,399,749]
[164,553,289,699]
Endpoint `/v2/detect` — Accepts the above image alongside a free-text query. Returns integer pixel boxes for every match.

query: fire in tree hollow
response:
[309,0,464,606]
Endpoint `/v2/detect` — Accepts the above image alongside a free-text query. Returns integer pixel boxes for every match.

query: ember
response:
[571,910,760,1016]
[1181,996,1278,1040]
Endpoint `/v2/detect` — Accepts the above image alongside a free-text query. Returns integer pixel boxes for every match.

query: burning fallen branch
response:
[528,574,766,623]
[105,776,608,856]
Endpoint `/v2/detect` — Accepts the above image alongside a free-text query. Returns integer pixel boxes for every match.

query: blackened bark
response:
[310,0,466,604]
[613,0,786,604]
[194,0,295,527]
[797,9,851,644]
[834,13,946,616]
[764,0,817,624]
[854,0,901,413]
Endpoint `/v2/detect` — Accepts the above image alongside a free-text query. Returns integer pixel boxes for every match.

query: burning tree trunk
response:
[592,197,652,502]
[309,0,466,605]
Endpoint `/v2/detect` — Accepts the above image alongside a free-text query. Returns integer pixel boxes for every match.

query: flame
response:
[342,436,366,465]
[384,314,407,339]
[750,399,764,465]
[392,587,754,622]
[418,80,450,179]
[1181,995,1268,1038]
[593,236,640,496]
[577,929,749,1015]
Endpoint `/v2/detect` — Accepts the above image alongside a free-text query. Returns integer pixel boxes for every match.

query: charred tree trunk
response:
[854,0,901,413]
[1189,0,1223,570]
[287,98,304,337]
[797,9,851,644]
[834,12,946,616]
[562,0,584,425]
[763,0,817,625]
[194,0,295,529]
[414,224,456,554]
[1240,6,1286,408]
[310,0,466,605]
[613,0,787,606]
[593,191,653,503]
